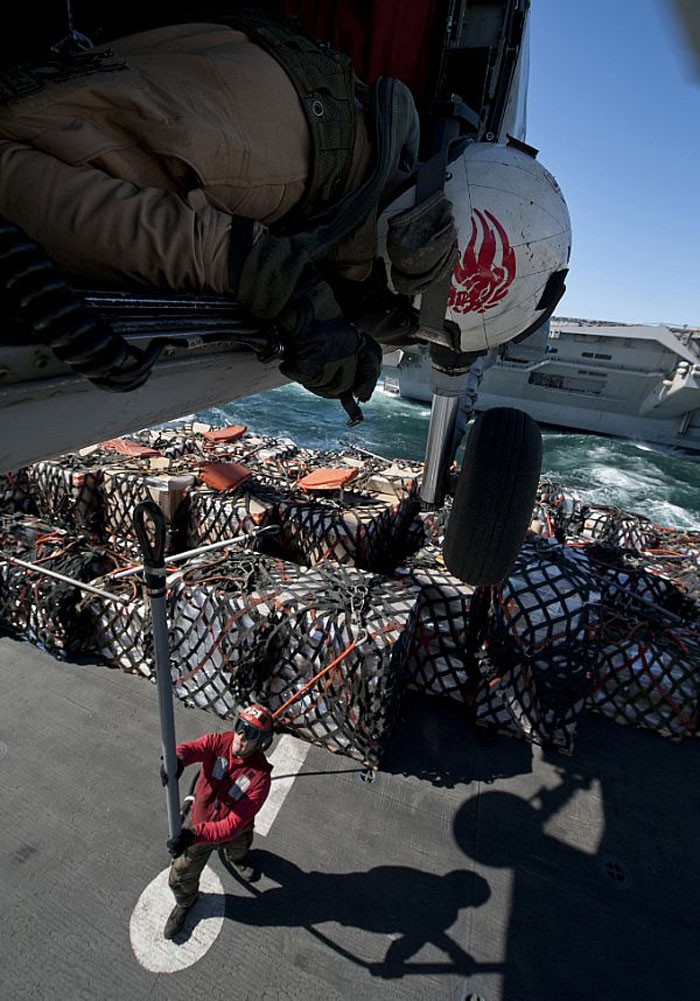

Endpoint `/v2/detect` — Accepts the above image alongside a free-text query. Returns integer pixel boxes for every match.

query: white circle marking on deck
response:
[129,865,225,973]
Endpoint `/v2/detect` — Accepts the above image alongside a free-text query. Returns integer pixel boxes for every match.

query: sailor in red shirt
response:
[162,704,274,941]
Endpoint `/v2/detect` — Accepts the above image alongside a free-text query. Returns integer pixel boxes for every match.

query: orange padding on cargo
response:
[203,424,247,442]
[100,438,161,458]
[199,461,253,492]
[297,467,359,491]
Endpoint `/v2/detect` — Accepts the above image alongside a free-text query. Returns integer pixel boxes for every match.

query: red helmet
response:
[234,704,274,750]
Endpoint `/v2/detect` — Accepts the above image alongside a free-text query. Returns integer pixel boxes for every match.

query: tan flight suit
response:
[0,22,372,294]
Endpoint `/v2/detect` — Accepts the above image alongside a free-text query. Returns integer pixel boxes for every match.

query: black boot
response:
[233,855,259,882]
[220,849,260,883]
[163,895,198,940]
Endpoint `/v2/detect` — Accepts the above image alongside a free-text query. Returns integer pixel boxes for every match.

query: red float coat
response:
[176,731,273,846]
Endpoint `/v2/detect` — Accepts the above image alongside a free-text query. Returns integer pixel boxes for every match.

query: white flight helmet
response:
[378,139,572,353]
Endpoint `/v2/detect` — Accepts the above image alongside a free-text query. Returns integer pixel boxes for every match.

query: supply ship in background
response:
[383,316,700,455]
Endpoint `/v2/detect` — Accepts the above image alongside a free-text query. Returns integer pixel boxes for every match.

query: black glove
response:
[331,260,420,348]
[167,828,195,858]
[160,756,184,787]
[279,311,382,403]
[386,191,458,295]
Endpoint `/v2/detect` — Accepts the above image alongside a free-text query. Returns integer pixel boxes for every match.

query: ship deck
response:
[2,634,699,1001]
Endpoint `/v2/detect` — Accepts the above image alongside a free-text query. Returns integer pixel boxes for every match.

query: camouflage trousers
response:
[168,825,254,907]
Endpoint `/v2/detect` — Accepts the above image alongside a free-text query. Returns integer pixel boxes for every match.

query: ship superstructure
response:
[387,317,700,454]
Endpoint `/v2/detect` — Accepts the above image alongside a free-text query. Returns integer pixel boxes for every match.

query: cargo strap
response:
[296,75,419,257]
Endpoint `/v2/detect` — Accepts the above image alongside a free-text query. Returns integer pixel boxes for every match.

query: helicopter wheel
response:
[442,407,542,586]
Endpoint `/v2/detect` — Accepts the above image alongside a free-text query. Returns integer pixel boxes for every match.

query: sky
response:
[526,0,700,328]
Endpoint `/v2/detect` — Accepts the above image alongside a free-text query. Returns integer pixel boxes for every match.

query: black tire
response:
[443,407,542,586]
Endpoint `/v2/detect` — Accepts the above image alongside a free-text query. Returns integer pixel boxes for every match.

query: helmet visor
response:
[234,718,263,742]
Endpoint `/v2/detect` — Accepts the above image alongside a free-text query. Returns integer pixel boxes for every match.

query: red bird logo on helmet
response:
[448,209,517,314]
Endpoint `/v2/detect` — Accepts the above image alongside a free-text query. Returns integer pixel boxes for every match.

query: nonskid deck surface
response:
[2,636,699,1001]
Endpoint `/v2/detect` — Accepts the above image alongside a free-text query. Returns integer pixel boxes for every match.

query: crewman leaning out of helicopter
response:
[0,12,570,416]
[160,704,274,941]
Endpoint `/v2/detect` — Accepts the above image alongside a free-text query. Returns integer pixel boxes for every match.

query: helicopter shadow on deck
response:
[450,714,700,1000]
[380,689,535,788]
[172,696,700,991]
[351,691,700,996]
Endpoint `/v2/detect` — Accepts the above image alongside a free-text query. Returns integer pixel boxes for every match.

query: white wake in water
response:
[190,388,700,532]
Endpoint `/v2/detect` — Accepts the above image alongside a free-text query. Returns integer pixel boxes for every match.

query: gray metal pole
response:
[133,500,181,839]
[0,553,129,603]
[107,525,276,581]
[419,390,463,506]
[419,361,470,507]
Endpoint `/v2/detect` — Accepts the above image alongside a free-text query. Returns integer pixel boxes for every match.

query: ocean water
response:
[197,383,700,532]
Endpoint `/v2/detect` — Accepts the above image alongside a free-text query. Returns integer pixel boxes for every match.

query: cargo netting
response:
[100,467,193,557]
[415,497,452,549]
[10,426,425,573]
[531,479,584,540]
[27,459,105,539]
[590,591,700,739]
[165,552,416,765]
[166,553,280,718]
[470,538,604,752]
[0,514,118,657]
[1,469,36,515]
[531,479,667,551]
[185,482,281,550]
[572,542,700,738]
[580,506,660,551]
[395,547,480,703]
[258,563,415,765]
[80,574,154,677]
[128,425,202,460]
[274,491,401,570]
[2,425,699,762]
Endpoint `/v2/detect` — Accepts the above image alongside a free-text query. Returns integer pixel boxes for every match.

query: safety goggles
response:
[234,719,262,742]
